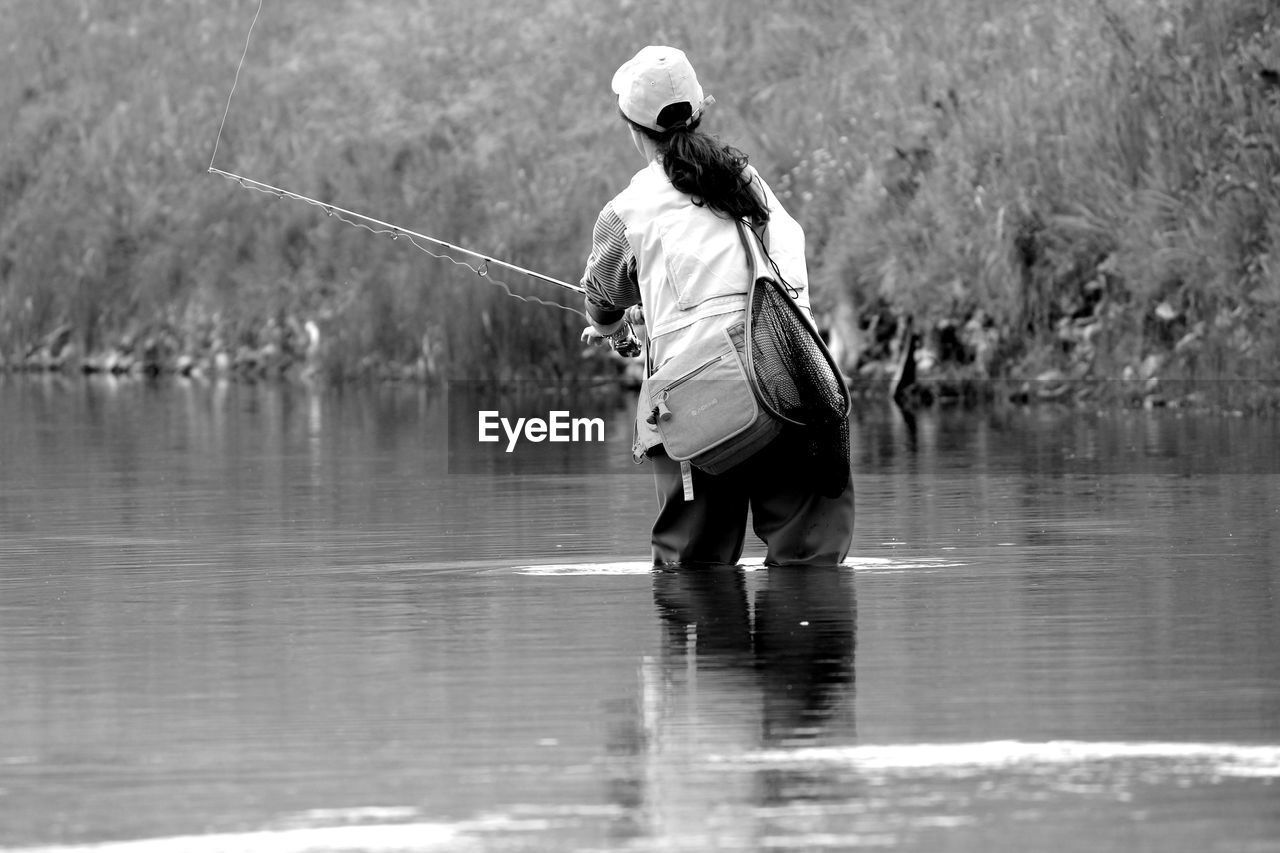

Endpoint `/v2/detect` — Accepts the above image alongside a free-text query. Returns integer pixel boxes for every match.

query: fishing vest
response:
[610,160,811,456]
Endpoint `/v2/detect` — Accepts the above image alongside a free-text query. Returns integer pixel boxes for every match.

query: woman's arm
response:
[580,201,640,334]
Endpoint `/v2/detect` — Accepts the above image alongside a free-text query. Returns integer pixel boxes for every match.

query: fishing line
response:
[207,0,586,320]
[208,0,264,175]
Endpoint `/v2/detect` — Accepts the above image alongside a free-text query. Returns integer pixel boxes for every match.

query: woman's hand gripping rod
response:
[580,306,644,358]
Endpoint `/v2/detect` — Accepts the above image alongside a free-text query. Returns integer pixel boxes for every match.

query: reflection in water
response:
[753,568,856,749]
[3,378,1280,851]
[606,566,857,848]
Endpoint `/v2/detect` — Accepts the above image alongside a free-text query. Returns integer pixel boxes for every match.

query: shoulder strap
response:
[735,219,778,419]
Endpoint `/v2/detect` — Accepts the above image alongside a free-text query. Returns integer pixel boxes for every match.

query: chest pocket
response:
[654,209,747,312]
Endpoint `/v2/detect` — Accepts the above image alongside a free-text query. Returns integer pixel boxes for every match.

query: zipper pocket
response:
[648,354,726,424]
[662,354,725,390]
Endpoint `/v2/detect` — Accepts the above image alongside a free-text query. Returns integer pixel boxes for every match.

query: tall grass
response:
[796,0,1278,398]
[0,0,1275,398]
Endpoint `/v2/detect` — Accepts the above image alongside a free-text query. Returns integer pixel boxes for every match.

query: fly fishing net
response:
[740,221,851,497]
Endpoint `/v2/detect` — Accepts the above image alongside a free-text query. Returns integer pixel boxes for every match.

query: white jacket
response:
[609,161,811,456]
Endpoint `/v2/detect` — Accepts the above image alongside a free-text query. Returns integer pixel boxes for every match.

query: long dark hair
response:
[626,103,770,224]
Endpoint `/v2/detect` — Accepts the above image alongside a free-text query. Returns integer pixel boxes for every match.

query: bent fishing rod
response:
[208,167,642,354]
[207,168,584,298]
[207,0,628,331]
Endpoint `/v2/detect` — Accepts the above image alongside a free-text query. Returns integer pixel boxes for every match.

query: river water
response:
[1,376,1277,852]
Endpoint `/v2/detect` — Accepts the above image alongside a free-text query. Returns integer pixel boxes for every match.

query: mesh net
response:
[748,276,847,428]
[747,274,851,498]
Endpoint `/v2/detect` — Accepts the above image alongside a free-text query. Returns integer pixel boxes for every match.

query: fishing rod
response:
[209,169,588,296]
[210,165,642,353]
[207,0,608,326]
[207,167,588,302]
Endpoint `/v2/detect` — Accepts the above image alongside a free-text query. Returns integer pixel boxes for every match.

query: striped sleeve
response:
[580,201,639,333]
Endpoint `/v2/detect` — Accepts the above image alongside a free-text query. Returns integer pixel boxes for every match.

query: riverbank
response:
[6,322,1277,416]
[2,1,1276,402]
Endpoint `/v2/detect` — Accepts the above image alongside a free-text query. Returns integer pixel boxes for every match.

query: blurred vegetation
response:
[1,0,1277,406]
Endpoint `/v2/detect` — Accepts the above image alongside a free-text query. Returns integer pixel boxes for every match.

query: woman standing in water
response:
[579,46,854,566]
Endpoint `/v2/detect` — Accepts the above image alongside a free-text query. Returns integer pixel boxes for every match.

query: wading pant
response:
[649,437,855,567]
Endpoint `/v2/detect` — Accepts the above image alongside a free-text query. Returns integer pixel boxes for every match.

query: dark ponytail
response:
[626,104,770,225]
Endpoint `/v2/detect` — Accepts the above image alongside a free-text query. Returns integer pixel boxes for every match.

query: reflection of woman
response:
[651,566,857,745]
[753,567,857,747]
[619,566,856,843]
[579,46,854,566]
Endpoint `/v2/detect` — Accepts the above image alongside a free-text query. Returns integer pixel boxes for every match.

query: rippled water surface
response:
[1,377,1278,852]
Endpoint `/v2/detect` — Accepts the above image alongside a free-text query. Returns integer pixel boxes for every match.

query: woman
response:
[580,46,854,567]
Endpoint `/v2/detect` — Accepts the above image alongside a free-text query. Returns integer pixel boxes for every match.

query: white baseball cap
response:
[611,46,715,132]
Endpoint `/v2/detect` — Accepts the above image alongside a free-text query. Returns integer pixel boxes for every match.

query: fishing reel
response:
[606,323,642,358]
[582,312,643,358]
